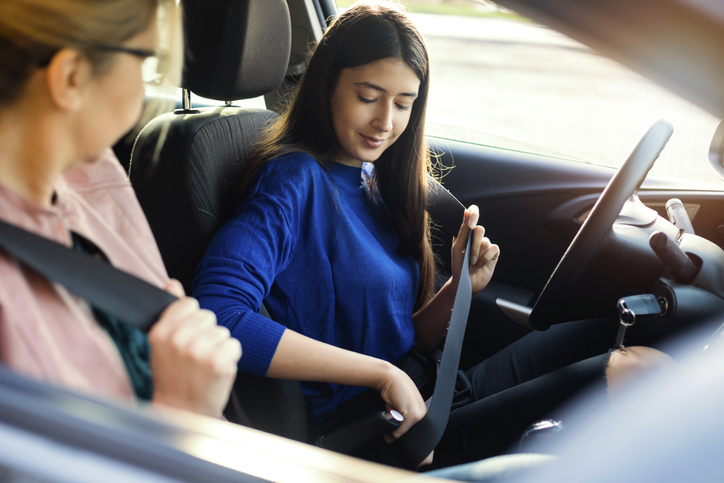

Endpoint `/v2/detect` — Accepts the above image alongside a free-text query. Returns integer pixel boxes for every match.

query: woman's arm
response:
[268,329,428,440]
[413,205,500,353]
[150,280,242,418]
[193,160,307,377]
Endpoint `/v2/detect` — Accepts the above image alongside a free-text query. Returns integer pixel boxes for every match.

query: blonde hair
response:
[0,0,182,124]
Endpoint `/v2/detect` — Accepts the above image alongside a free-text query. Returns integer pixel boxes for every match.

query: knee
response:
[605,346,675,397]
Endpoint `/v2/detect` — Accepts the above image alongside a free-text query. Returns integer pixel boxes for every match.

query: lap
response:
[312,317,619,468]
[429,317,618,468]
[464,317,618,399]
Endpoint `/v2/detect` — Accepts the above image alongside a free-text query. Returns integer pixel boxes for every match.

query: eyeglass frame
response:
[37,42,165,85]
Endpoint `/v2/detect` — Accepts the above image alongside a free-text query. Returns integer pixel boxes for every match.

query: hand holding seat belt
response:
[388,178,472,468]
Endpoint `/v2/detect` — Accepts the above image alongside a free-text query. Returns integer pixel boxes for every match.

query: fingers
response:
[150,296,241,417]
[453,205,496,279]
[451,205,477,278]
[389,401,427,440]
[469,225,486,266]
[188,325,242,376]
[470,233,500,275]
[151,296,220,341]
[453,205,479,252]
[210,335,243,377]
[152,300,240,368]
[389,393,427,440]
[467,204,479,229]
[377,366,428,442]
[164,278,185,299]
[150,297,203,341]
[450,204,500,295]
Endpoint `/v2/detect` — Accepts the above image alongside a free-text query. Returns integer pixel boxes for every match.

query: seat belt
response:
[0,219,175,332]
[388,177,472,469]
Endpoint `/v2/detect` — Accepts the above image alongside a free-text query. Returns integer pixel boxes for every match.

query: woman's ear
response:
[44,48,91,112]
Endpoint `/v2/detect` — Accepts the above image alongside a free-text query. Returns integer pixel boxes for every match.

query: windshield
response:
[336,1,722,188]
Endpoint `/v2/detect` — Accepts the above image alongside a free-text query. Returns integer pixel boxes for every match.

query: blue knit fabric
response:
[193,152,419,419]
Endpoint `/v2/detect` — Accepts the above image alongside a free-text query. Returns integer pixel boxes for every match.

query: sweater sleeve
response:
[192,155,310,376]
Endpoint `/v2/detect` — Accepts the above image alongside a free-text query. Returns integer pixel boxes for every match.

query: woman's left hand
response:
[451,204,500,296]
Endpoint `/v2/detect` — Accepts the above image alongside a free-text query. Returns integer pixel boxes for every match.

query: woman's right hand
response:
[149,280,242,418]
[375,363,434,465]
[268,330,434,464]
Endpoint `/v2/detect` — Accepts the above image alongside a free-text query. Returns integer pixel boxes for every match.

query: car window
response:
[337,0,723,189]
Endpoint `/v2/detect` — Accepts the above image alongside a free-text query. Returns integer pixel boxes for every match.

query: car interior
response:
[3,0,724,480]
[123,0,724,468]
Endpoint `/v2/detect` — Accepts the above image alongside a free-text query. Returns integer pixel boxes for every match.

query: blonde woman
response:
[0,0,240,418]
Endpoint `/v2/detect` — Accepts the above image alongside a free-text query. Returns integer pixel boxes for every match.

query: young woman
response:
[193,0,671,468]
[0,0,240,418]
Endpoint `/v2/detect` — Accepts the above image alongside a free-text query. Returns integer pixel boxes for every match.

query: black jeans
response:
[309,317,619,469]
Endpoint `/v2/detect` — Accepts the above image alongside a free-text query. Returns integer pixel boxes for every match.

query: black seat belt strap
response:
[389,178,472,468]
[0,219,175,332]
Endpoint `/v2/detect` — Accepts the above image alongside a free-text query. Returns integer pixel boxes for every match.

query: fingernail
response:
[471,256,478,265]
[468,217,475,229]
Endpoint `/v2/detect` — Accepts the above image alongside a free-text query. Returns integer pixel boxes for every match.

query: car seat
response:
[129,0,312,442]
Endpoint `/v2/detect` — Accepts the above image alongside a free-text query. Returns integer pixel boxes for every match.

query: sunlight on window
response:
[349,0,722,188]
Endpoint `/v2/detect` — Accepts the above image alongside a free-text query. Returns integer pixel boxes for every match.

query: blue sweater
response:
[193,152,419,419]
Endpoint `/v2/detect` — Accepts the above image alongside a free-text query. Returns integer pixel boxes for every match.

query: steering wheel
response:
[529,119,674,330]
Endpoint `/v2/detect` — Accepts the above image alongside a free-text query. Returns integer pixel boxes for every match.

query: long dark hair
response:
[242,1,435,310]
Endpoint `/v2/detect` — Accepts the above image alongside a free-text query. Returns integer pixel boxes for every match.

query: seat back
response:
[129,0,308,440]
[130,0,291,294]
[131,107,278,294]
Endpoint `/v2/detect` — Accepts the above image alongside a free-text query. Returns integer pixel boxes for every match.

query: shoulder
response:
[261,151,326,179]
[61,149,130,191]
[59,150,169,284]
[58,149,139,215]
[249,152,331,201]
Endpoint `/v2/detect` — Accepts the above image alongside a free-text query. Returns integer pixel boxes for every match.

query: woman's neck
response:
[0,108,71,208]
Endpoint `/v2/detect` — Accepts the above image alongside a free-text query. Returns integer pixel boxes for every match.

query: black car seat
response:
[129,0,312,441]
[129,0,290,297]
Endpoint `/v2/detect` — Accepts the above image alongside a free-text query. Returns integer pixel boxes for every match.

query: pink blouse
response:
[0,150,169,403]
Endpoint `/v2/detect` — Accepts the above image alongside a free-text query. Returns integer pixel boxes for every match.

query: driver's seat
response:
[129,0,309,441]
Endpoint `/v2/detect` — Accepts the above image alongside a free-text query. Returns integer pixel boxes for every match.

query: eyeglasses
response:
[38,42,166,86]
[84,42,166,86]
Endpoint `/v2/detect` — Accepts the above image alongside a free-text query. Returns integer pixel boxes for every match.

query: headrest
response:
[180,0,291,101]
